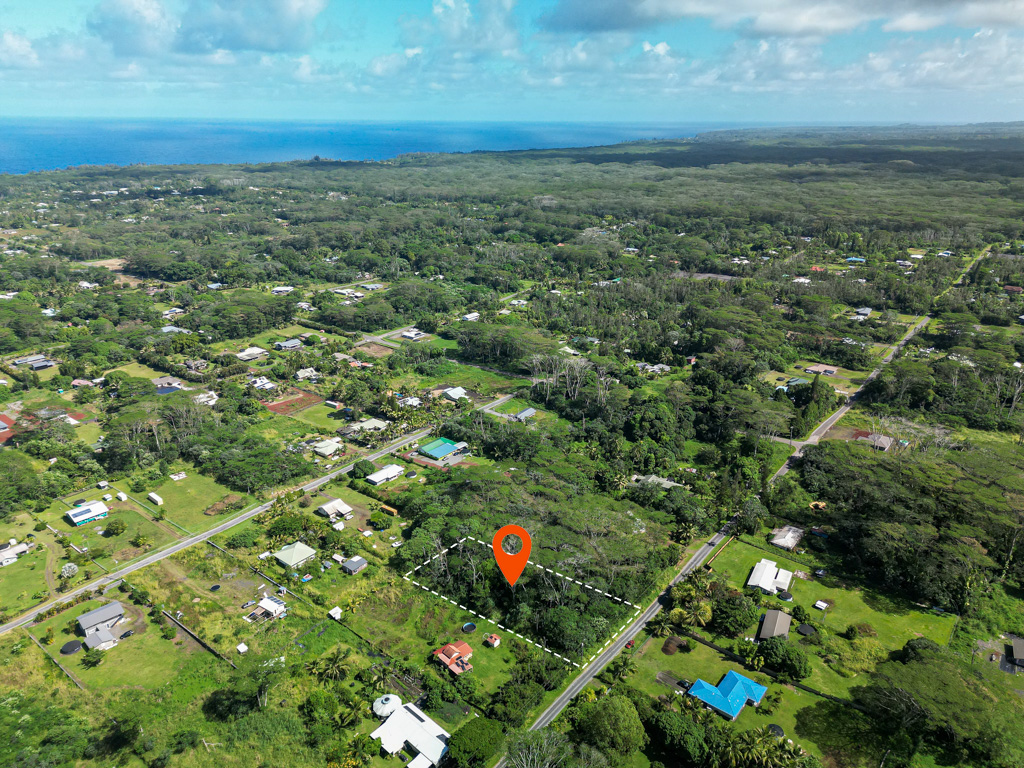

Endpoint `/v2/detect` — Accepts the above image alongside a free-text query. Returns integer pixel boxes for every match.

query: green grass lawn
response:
[111,468,253,534]
[74,421,103,445]
[0,515,54,618]
[28,598,212,690]
[41,497,179,570]
[709,540,957,652]
[628,634,826,757]
[289,402,351,432]
[109,361,165,379]
[249,412,319,444]
[392,364,525,398]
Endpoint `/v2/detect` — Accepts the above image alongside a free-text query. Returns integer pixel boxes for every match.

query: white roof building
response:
[316,498,353,519]
[271,286,295,295]
[371,698,450,768]
[443,387,468,401]
[770,526,805,551]
[313,438,342,457]
[365,464,404,485]
[746,559,794,593]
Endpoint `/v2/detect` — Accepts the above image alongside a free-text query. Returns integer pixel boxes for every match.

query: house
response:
[855,432,894,451]
[77,280,99,289]
[746,559,793,594]
[71,379,94,388]
[1005,286,1024,295]
[688,671,768,720]
[757,610,792,642]
[371,696,450,768]
[152,376,185,389]
[13,354,47,366]
[312,438,343,457]
[250,376,276,391]
[461,312,480,322]
[148,493,163,506]
[274,339,302,351]
[185,359,208,372]
[804,364,837,376]
[274,542,317,569]
[402,329,427,340]
[1011,638,1024,667]
[160,326,191,335]
[631,474,682,490]
[419,437,461,461]
[84,629,119,651]
[787,377,811,387]
[342,556,368,575]
[509,299,528,306]
[361,283,384,291]
[443,386,468,402]
[316,498,353,520]
[792,277,811,284]
[162,307,185,318]
[207,282,224,290]
[246,596,287,622]
[636,362,672,375]
[270,286,295,296]
[236,346,267,362]
[0,538,31,567]
[66,501,110,526]
[77,601,124,638]
[193,391,219,407]
[41,308,57,317]
[365,464,404,485]
[845,257,866,264]
[484,634,501,648]
[328,607,343,621]
[433,641,473,675]
[771,525,805,551]
[855,307,873,317]
[295,367,319,382]
[295,302,314,311]
[512,407,536,422]
[30,359,55,370]
[341,418,389,436]
[398,396,422,408]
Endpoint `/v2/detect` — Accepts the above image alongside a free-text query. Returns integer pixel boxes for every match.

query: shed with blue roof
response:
[688,670,768,720]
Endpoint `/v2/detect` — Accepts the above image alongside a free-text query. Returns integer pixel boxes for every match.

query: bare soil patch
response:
[359,342,394,358]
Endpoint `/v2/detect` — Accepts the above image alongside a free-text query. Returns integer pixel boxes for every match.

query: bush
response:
[351,459,376,479]
[225,528,260,549]
[298,495,313,509]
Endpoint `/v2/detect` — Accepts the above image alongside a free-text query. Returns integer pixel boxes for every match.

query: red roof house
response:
[432,641,473,675]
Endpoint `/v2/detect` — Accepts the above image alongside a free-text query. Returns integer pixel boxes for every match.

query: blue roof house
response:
[688,671,768,720]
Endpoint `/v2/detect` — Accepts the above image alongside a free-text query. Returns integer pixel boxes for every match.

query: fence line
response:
[27,633,86,690]
[161,610,237,669]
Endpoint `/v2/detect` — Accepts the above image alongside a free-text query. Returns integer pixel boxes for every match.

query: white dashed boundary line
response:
[403,537,643,668]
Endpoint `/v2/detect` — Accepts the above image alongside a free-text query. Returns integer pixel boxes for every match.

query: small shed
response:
[148,492,163,506]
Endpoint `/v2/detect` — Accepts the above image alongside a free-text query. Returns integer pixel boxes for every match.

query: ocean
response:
[0,119,748,175]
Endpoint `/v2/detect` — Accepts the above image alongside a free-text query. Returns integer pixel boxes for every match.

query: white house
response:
[371,696,450,768]
[316,498,353,519]
[295,367,319,381]
[461,312,480,322]
[271,286,295,296]
[365,464,404,486]
[193,391,219,407]
[66,501,110,527]
[275,338,302,351]
[443,386,468,401]
[312,438,343,457]
[236,346,267,362]
[402,329,427,340]
[0,538,31,567]
[746,559,793,594]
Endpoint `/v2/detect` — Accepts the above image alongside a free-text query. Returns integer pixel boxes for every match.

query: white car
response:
[344,513,355,520]
[362,531,372,538]
[391,541,402,549]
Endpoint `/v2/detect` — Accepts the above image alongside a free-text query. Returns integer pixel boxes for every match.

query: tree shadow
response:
[861,589,913,617]
[794,700,887,768]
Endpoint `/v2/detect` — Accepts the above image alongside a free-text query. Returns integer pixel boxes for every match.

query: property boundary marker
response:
[403,537,643,668]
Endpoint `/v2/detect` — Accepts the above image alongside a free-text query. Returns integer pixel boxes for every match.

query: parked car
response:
[120,630,135,639]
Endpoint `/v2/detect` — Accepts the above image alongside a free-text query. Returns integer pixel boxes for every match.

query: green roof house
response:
[274,542,317,569]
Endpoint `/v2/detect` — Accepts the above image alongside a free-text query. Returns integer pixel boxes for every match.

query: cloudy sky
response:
[0,0,1022,122]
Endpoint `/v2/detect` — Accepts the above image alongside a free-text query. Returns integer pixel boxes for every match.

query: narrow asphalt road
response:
[528,521,735,731]
[0,393,514,636]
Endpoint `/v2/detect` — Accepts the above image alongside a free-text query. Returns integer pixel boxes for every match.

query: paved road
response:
[0,393,514,637]
[528,522,735,731]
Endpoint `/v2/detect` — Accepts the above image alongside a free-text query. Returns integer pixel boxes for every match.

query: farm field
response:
[288,401,350,432]
[391,363,525,400]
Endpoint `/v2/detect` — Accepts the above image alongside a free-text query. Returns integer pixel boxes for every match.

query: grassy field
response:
[289,402,350,432]
[249,411,319,444]
[28,598,213,690]
[391,364,526,399]
[41,497,180,570]
[109,361,165,379]
[0,515,55,618]
[707,540,956,696]
[111,469,252,534]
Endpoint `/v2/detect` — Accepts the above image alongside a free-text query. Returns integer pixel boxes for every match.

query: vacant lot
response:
[111,469,253,534]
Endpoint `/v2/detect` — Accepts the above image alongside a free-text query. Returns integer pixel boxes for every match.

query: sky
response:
[1,0,1023,123]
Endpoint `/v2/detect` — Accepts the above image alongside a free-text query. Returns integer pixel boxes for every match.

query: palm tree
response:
[367,665,390,694]
[318,647,352,682]
[647,612,672,638]
[682,601,712,628]
[342,733,376,767]
[737,729,770,767]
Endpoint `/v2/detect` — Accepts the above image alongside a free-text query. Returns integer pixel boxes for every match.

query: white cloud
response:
[643,40,671,55]
[542,0,1024,37]
[176,0,329,54]
[87,0,178,57]
[0,31,40,68]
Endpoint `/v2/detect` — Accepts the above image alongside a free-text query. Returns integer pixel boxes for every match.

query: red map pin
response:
[492,524,532,587]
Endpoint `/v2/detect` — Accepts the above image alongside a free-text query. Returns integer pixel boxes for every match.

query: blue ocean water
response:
[0,119,749,175]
